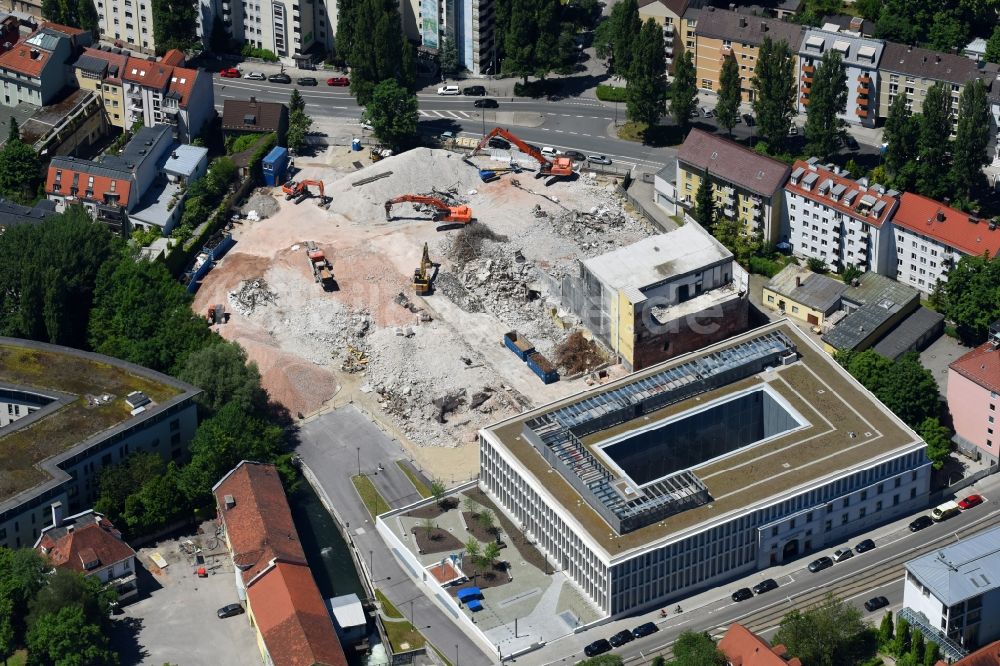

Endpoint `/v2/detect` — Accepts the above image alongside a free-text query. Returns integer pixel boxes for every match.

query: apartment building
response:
[797,28,883,127]
[693,7,804,101]
[415,0,495,75]
[676,129,790,243]
[74,47,130,130]
[783,159,898,274]
[638,0,690,68]
[121,56,213,142]
[0,23,90,107]
[225,0,317,64]
[95,0,155,54]
[890,193,1000,294]
[947,329,1000,464]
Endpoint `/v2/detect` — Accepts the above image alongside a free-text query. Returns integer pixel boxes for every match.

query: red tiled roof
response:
[938,640,1000,666]
[160,49,185,66]
[214,462,307,585]
[39,21,85,36]
[786,160,897,228]
[719,624,803,666]
[35,513,135,575]
[248,561,348,666]
[45,162,132,206]
[894,192,1000,258]
[167,66,199,108]
[0,41,51,78]
[949,341,1000,395]
[123,56,172,89]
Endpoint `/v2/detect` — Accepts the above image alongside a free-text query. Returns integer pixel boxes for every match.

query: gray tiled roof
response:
[871,306,944,360]
[50,155,131,179]
[765,264,846,314]
[905,524,1000,606]
[822,273,919,351]
[694,7,804,47]
[678,129,791,197]
[0,197,56,229]
[881,41,984,85]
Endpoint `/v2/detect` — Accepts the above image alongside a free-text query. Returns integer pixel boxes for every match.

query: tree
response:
[716,55,741,136]
[694,171,715,228]
[910,629,925,663]
[363,79,418,147]
[0,137,41,205]
[916,82,954,200]
[986,24,1000,64]
[503,0,538,83]
[439,35,462,78]
[289,88,305,115]
[929,253,1000,345]
[123,461,189,533]
[950,79,991,201]
[27,569,113,629]
[841,263,863,284]
[927,9,968,52]
[670,51,697,133]
[286,109,313,153]
[671,631,726,666]
[344,0,404,105]
[422,517,437,537]
[481,541,502,568]
[463,497,479,517]
[878,610,894,649]
[923,641,941,666]
[651,657,666,666]
[893,617,911,656]
[178,342,267,417]
[464,537,481,562]
[400,36,417,92]
[772,594,867,666]
[0,548,46,652]
[606,0,640,77]
[804,50,847,160]
[76,0,99,34]
[41,0,62,22]
[625,20,667,126]
[95,451,167,528]
[752,38,797,150]
[26,605,116,666]
[920,417,953,470]
[430,480,447,506]
[479,509,496,535]
[7,117,17,143]
[0,597,13,666]
[883,94,921,191]
[576,656,623,666]
[807,257,827,273]
[151,0,198,52]
[839,351,940,428]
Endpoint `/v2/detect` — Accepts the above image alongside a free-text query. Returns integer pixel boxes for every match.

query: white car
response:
[540,146,557,157]
[243,71,266,80]
[437,85,460,95]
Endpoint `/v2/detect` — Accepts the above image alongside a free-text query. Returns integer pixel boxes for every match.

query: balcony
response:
[857,95,869,107]
[800,96,809,106]
[802,64,814,74]
[721,45,733,57]
[800,84,811,95]
[855,107,868,118]
[857,74,871,85]
[856,85,870,96]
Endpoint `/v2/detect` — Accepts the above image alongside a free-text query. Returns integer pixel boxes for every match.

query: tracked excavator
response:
[413,242,436,295]
[384,195,473,224]
[282,179,329,205]
[472,128,574,184]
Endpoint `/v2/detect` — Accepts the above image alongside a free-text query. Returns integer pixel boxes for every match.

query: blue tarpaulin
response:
[467,599,483,612]
[457,587,482,603]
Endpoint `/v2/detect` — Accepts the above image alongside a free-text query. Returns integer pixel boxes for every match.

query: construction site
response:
[193,135,657,481]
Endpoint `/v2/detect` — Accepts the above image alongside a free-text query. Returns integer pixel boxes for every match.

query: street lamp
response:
[455,644,459,666]
[356,446,361,477]
[369,550,374,581]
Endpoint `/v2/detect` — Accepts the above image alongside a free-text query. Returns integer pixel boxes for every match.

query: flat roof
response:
[483,321,920,557]
[0,338,198,509]
[871,307,944,360]
[906,524,1000,605]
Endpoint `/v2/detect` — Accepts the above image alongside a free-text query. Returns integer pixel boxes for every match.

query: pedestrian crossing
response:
[419,109,479,118]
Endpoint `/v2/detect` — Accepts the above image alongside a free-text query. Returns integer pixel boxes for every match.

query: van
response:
[931,500,960,522]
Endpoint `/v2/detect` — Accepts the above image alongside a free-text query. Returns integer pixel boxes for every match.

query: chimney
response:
[761,22,768,32]
[795,275,802,287]
[50,501,64,527]
[936,210,946,222]
[249,96,256,104]
[224,494,236,510]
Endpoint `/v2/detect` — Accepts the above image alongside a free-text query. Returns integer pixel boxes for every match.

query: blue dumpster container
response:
[262,146,290,187]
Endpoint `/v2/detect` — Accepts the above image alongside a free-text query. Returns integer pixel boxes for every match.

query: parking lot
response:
[110,524,260,666]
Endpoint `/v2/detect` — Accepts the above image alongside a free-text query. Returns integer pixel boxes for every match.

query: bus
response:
[931,500,961,522]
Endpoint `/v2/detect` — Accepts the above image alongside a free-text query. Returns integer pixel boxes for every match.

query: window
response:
[841,513,849,525]
[767,295,774,303]
[791,306,799,313]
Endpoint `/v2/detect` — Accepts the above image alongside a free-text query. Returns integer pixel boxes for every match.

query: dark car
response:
[463,85,487,96]
[742,113,755,126]
[562,150,586,161]
[268,73,291,84]
[609,630,635,647]
[474,98,499,108]
[732,587,754,602]
[297,77,318,86]
[488,136,511,150]
[808,556,834,573]
[584,639,613,657]
[217,603,245,619]
[753,578,778,595]
[844,135,860,151]
[855,538,876,553]
[864,596,889,612]
[632,622,659,638]
[909,515,934,532]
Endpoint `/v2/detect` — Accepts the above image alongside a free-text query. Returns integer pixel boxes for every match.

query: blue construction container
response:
[262,146,290,186]
[527,352,559,384]
[504,331,535,361]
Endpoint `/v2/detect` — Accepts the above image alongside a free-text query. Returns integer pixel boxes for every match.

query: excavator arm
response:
[473,127,554,175]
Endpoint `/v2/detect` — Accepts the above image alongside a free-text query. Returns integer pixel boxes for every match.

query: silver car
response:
[587,154,612,165]
[243,71,266,80]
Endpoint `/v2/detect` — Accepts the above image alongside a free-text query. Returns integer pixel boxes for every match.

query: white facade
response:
[419,0,495,75]
[95,0,155,53]
[798,28,882,128]
[891,226,958,294]
[226,0,316,61]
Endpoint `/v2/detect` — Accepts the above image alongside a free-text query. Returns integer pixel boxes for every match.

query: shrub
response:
[596,84,627,102]
[748,255,783,277]
[240,43,278,62]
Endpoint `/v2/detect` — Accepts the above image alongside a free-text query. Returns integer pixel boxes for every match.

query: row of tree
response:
[878,611,942,666]
[930,253,1000,346]
[852,0,996,54]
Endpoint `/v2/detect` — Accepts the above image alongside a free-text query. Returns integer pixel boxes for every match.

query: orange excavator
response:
[384,195,472,224]
[282,179,329,205]
[473,127,574,182]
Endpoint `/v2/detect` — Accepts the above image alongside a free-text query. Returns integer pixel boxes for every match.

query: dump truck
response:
[305,241,335,289]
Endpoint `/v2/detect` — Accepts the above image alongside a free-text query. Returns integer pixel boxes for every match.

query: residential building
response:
[213,461,348,666]
[902,524,1000,660]
[74,46,130,130]
[568,222,748,371]
[0,23,91,107]
[797,28,883,127]
[94,0,155,53]
[947,327,1000,464]
[679,6,699,58]
[718,623,802,666]
[677,129,790,243]
[224,0,317,65]
[121,56,213,142]
[821,271,919,353]
[693,7,804,101]
[479,321,930,616]
[17,88,109,157]
[638,0,690,68]
[34,506,138,601]
[0,0,41,18]
[222,97,288,147]
[889,193,1000,294]
[783,159,898,274]
[0,12,19,49]
[964,38,988,63]
[0,337,200,550]
[936,640,1000,666]
[820,15,875,38]
[869,306,944,360]
[0,196,56,232]
[413,0,496,75]
[878,42,988,132]
[761,264,847,328]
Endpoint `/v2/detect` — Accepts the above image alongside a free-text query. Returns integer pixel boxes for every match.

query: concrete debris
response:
[240,191,280,219]
[229,278,277,316]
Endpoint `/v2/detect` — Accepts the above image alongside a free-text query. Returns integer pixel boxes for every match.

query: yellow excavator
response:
[413,243,435,295]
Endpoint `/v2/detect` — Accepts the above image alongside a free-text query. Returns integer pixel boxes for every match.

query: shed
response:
[262,146,290,187]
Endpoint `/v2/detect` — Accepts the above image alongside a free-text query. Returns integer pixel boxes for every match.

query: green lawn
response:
[351,474,389,519]
[383,619,427,652]
[395,460,432,498]
[375,589,403,618]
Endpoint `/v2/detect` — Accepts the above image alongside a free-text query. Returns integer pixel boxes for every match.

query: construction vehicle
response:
[472,128,574,183]
[305,241,335,289]
[370,146,393,162]
[206,304,226,324]
[413,242,436,295]
[282,179,329,206]
[384,195,473,224]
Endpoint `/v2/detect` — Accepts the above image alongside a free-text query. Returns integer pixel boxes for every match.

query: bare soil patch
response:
[411,526,464,554]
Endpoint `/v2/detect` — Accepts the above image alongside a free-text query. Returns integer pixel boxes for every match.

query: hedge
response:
[596,85,627,102]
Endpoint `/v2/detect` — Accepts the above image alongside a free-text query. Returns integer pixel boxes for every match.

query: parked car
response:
[844,135,860,151]
[808,556,834,573]
[562,150,586,161]
[855,538,876,553]
[788,125,798,136]
[909,515,933,532]
[439,131,456,141]
[732,587,754,602]
[832,548,854,563]
[268,72,291,84]
[488,136,511,150]
[700,106,714,118]
[220,67,240,78]
[541,146,558,157]
[584,639,612,657]
[753,578,778,595]
[327,76,350,86]
[297,77,318,86]
[243,71,265,80]
[609,629,634,647]
[437,85,460,95]
[588,154,612,165]
[474,98,499,108]
[864,596,889,612]
[742,113,755,126]
[217,603,245,619]
[959,494,984,510]
[632,622,658,638]
[463,85,487,96]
